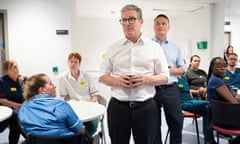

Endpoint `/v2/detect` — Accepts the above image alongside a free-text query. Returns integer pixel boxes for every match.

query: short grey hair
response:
[121,4,143,19]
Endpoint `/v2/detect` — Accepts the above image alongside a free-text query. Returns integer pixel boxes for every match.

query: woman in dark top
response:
[186,55,207,100]
[207,57,238,103]
[0,60,26,144]
[207,57,240,144]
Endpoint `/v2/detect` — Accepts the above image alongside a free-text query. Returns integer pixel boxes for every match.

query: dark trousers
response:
[0,112,21,144]
[181,100,214,142]
[154,84,183,144]
[107,97,159,144]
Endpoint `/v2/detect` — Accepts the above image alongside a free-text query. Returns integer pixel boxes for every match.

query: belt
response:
[155,83,176,89]
[111,97,153,108]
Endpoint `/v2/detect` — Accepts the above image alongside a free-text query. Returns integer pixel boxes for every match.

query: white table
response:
[0,106,13,122]
[68,100,106,122]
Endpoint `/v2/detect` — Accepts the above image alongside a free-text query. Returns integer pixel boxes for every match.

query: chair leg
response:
[164,129,170,144]
[217,132,219,144]
[165,117,200,144]
[194,115,200,144]
[100,120,105,144]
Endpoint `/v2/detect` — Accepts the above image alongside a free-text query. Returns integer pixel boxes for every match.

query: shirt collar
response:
[152,37,169,45]
[67,72,74,80]
[67,70,82,80]
[33,93,54,101]
[121,35,145,46]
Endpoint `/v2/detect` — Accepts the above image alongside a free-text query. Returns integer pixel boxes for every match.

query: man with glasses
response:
[224,53,240,89]
[100,4,169,144]
[152,14,186,144]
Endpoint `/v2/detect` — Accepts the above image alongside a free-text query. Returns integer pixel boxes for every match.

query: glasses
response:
[119,17,138,24]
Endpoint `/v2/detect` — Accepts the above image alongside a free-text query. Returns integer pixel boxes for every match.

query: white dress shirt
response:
[100,36,169,101]
[59,70,100,101]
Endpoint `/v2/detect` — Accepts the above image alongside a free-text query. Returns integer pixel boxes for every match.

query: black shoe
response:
[21,140,28,144]
[231,136,240,144]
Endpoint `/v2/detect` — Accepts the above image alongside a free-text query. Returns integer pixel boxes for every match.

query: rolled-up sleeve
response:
[63,102,83,133]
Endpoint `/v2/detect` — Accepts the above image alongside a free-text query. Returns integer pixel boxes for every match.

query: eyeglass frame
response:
[119,17,139,24]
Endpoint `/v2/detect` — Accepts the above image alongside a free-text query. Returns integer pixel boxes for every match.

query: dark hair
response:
[23,73,47,100]
[121,4,143,19]
[228,52,238,57]
[224,46,234,63]
[189,54,200,68]
[207,57,223,84]
[226,45,234,54]
[154,14,169,23]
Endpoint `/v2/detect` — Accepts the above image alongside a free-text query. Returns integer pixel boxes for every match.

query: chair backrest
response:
[210,99,240,127]
[27,133,84,144]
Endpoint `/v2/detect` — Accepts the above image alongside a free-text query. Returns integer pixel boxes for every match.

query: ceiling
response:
[76,0,240,19]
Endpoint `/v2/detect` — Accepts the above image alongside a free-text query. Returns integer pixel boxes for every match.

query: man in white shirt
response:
[99,4,169,144]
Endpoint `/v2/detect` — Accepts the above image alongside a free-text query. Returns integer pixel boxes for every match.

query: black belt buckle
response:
[111,98,152,108]
[129,101,135,108]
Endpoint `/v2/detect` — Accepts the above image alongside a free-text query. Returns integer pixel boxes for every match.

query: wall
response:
[175,2,225,72]
[0,0,74,96]
[225,16,240,58]
[175,6,211,71]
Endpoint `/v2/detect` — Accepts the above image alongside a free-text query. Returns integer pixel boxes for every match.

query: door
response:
[0,10,7,75]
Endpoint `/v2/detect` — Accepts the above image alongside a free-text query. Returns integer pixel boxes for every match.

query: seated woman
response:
[177,74,215,144]
[0,60,26,144]
[18,73,85,136]
[186,55,207,100]
[207,57,238,103]
[207,57,240,144]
